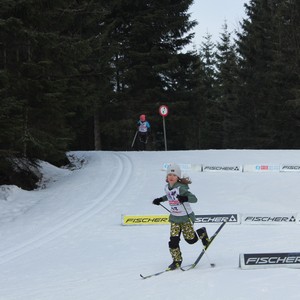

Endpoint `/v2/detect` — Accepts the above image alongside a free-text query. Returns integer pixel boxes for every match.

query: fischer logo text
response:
[196,216,228,223]
[195,214,238,223]
[282,166,300,170]
[244,254,300,265]
[125,217,169,223]
[244,216,295,222]
[203,166,241,171]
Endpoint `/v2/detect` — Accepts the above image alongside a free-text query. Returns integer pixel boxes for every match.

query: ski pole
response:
[131,131,138,148]
[159,203,171,213]
[182,202,215,268]
[182,202,193,224]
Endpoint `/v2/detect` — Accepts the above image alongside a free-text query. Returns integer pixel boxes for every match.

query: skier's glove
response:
[152,197,163,205]
[177,195,188,203]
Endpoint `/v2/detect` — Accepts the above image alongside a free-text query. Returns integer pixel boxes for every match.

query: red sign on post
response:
[159,105,169,117]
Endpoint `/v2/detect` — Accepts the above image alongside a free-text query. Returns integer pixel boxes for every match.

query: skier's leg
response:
[182,221,198,244]
[137,133,143,151]
[141,134,147,150]
[168,222,182,269]
[196,227,210,247]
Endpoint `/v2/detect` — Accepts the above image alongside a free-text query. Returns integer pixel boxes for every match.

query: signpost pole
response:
[163,116,167,151]
[158,105,169,151]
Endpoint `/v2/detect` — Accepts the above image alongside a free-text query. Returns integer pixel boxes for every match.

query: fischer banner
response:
[122,214,169,225]
[280,165,300,172]
[240,252,300,269]
[242,213,297,225]
[122,213,240,225]
[195,214,240,224]
[202,165,242,172]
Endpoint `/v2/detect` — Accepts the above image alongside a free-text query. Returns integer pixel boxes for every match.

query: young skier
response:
[152,163,210,270]
[136,114,150,150]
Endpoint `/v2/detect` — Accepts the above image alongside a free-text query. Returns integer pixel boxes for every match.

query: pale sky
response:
[188,0,249,48]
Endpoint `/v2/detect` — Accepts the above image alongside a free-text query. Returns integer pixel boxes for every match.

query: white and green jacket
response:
[161,182,198,224]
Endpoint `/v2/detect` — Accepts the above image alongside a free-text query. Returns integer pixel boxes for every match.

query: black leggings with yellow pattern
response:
[169,221,198,249]
[168,221,198,262]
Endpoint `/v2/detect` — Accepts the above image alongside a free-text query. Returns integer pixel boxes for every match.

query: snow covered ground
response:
[1,150,300,300]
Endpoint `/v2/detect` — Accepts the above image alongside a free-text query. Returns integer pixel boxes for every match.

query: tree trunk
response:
[94,107,102,150]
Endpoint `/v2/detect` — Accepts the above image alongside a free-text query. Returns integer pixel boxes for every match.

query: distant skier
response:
[136,114,150,150]
[152,163,210,270]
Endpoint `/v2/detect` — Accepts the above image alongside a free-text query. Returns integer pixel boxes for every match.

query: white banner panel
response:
[162,163,202,172]
[296,213,300,224]
[162,163,192,171]
[242,213,297,225]
[243,164,280,172]
[240,252,300,269]
[202,165,242,172]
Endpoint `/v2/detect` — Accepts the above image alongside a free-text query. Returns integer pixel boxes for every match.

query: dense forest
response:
[0,0,300,188]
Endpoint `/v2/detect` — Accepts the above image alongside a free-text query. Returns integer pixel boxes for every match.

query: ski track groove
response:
[0,152,133,265]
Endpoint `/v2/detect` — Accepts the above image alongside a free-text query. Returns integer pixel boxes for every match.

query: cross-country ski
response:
[140,221,226,279]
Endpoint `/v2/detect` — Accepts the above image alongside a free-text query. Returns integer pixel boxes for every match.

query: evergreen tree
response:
[215,23,241,148]
[0,0,108,187]
[274,0,300,147]
[195,33,221,148]
[0,1,105,162]
[236,0,300,148]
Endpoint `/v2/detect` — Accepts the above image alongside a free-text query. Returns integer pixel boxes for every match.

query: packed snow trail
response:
[0,152,133,265]
[1,150,300,300]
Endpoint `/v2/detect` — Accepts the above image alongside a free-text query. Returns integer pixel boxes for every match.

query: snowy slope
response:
[1,150,300,300]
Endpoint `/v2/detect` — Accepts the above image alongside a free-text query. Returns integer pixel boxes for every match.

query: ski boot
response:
[167,261,182,270]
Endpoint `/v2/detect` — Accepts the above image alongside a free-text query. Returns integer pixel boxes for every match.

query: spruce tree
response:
[274,0,300,147]
[215,23,241,148]
[236,0,300,148]
[0,0,103,162]
[0,0,108,186]
[195,33,221,148]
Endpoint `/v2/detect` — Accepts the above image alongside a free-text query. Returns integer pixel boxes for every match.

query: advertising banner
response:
[280,165,300,172]
[240,252,300,269]
[243,164,280,172]
[122,214,240,225]
[122,214,169,225]
[242,213,297,225]
[162,163,192,171]
[195,214,240,224]
[202,165,242,172]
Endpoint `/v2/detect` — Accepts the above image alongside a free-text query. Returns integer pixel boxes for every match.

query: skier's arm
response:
[146,122,151,134]
[179,187,197,203]
[152,195,167,205]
